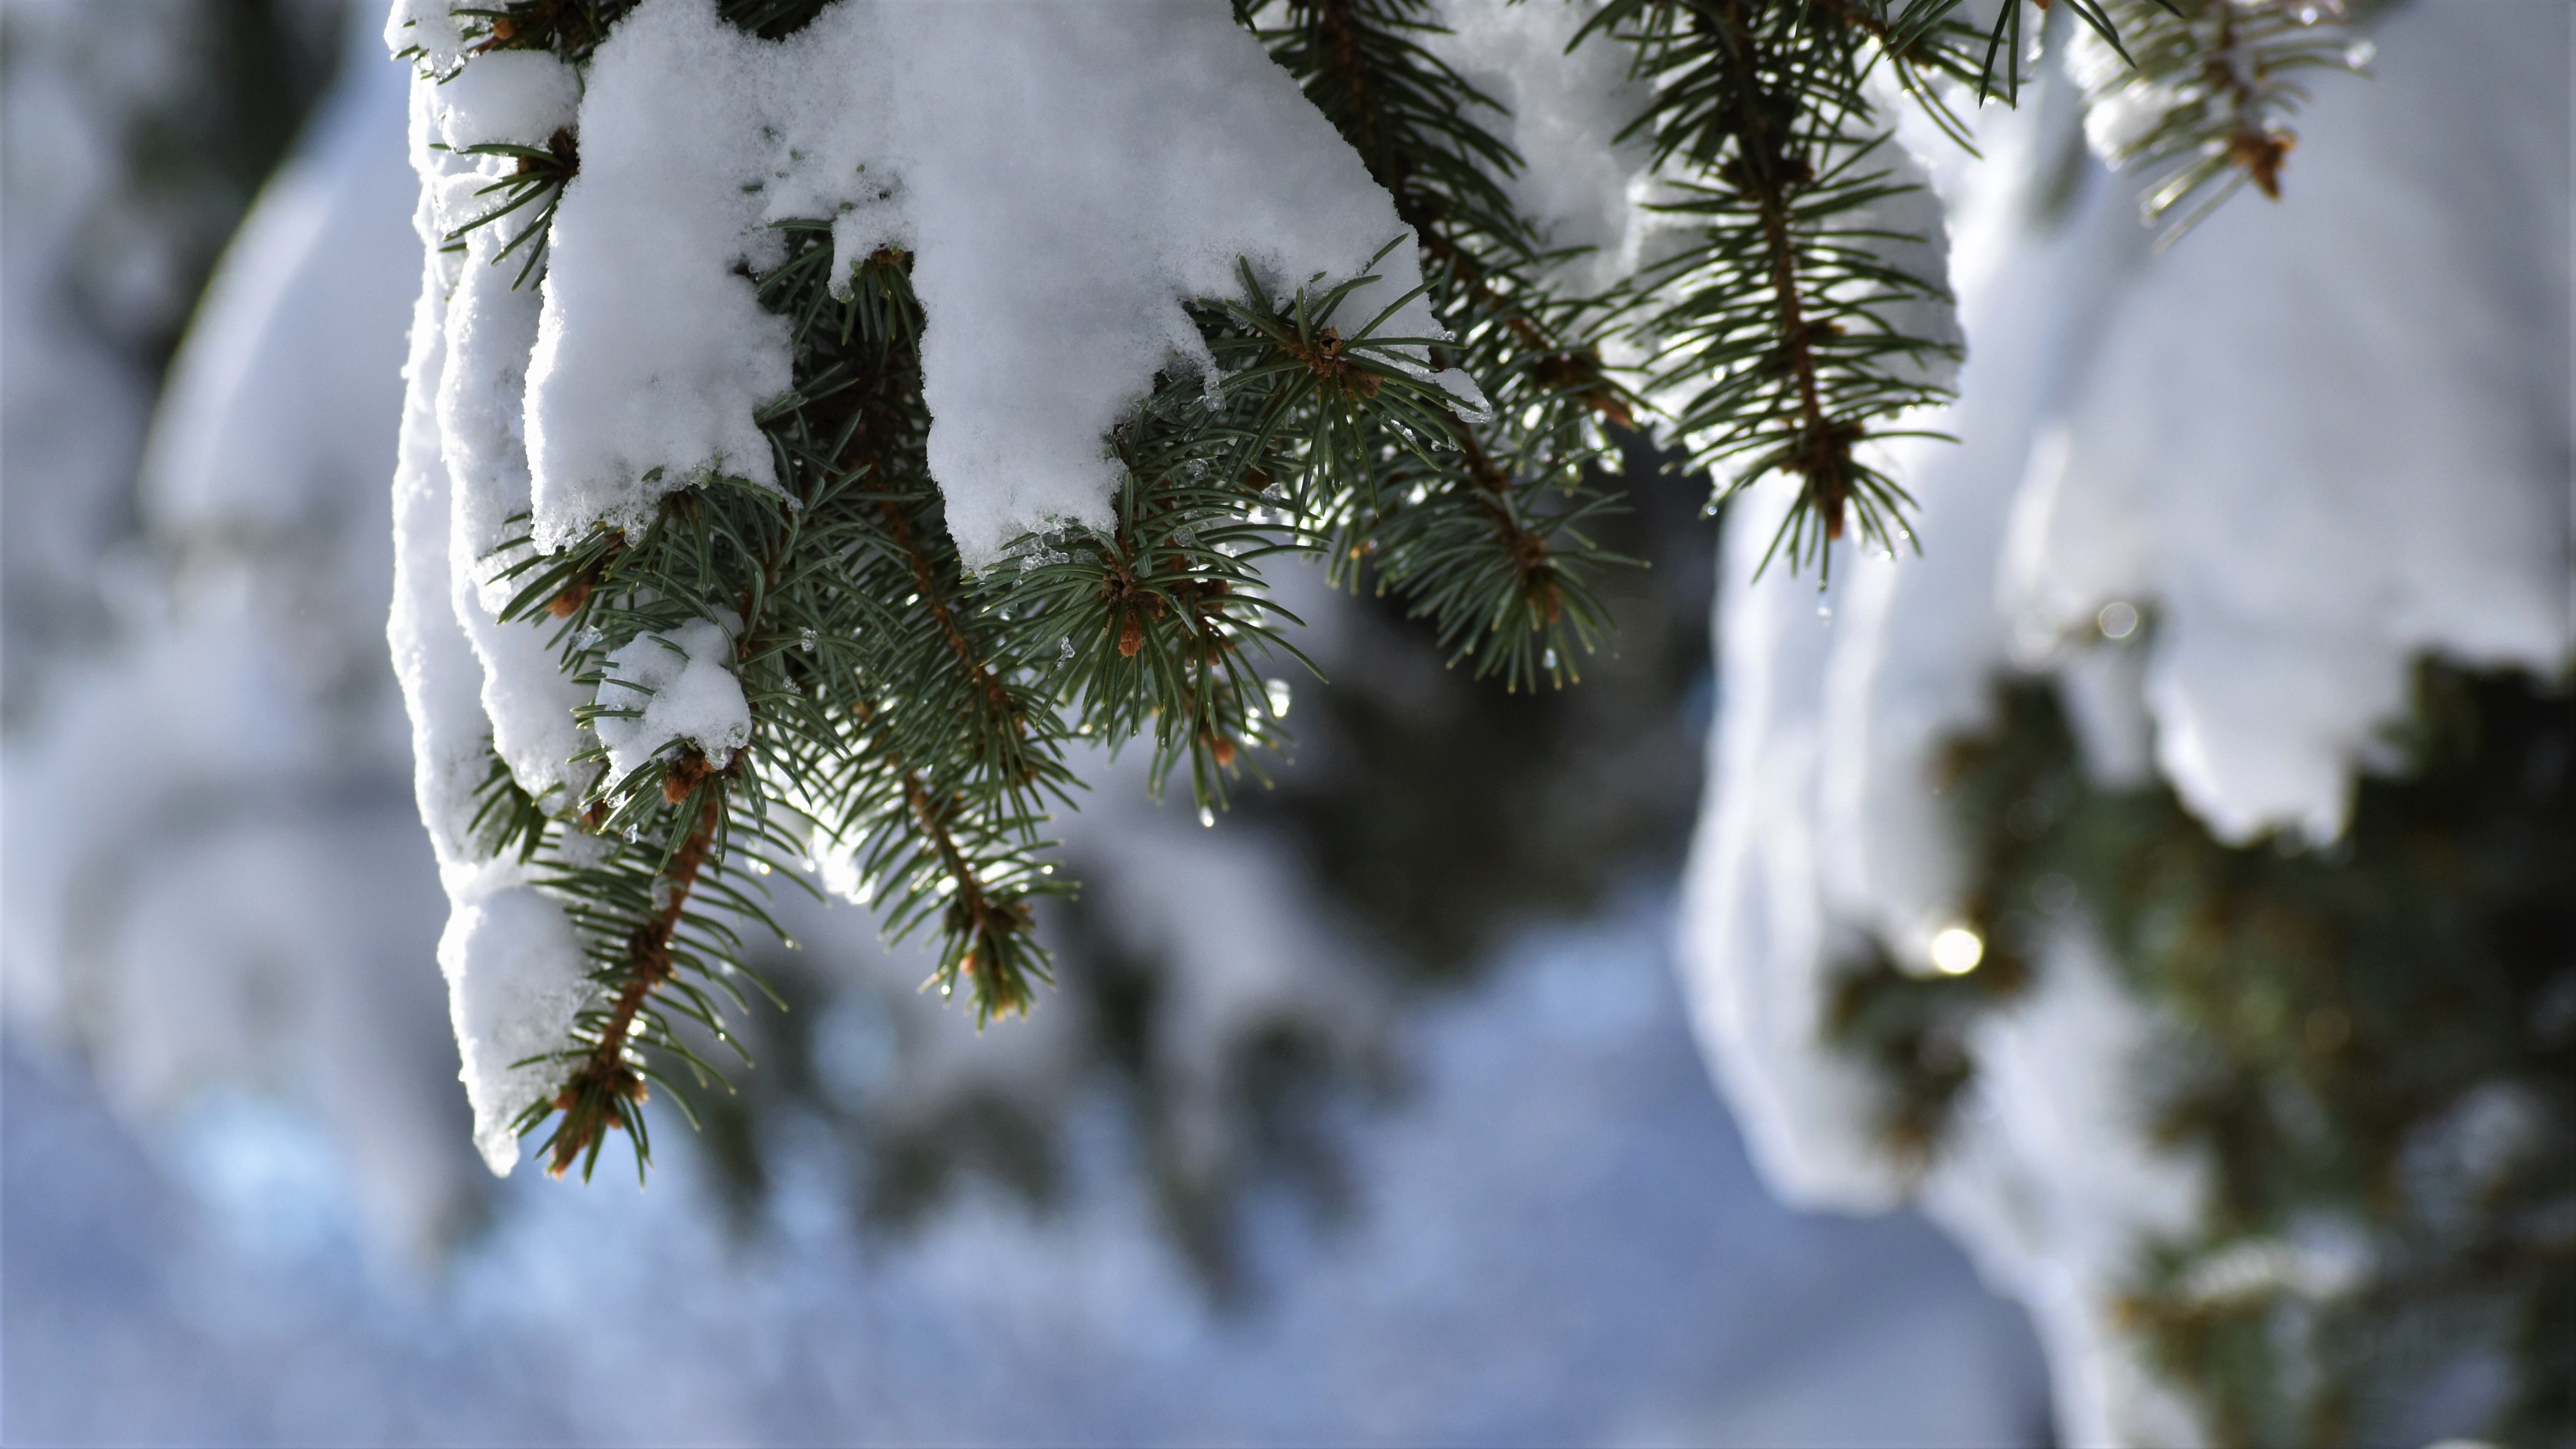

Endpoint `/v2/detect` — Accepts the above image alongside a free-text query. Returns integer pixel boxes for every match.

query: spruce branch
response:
[542,790,722,1178]
[1594,0,1961,576]
[473,220,1079,1168]
[1251,0,1639,688]
[463,196,1526,1175]
[491,468,817,1178]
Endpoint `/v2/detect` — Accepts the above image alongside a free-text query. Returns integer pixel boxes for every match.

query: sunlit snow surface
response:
[5,901,2049,1446]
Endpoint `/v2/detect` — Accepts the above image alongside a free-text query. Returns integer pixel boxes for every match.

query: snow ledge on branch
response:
[521,0,1482,565]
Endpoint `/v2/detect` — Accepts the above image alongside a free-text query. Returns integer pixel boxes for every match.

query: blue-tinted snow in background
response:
[6,897,2048,1445]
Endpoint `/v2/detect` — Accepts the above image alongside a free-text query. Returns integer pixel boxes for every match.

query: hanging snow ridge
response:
[392,38,599,1175]
[440,884,598,1173]
[384,0,470,71]
[521,0,1484,565]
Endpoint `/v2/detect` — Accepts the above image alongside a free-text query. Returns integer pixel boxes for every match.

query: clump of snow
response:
[389,200,498,868]
[431,49,579,150]
[519,0,791,548]
[523,0,1481,564]
[593,619,751,784]
[2001,0,2571,844]
[1857,72,1971,398]
[439,191,594,804]
[1680,4,2569,1444]
[440,884,595,1174]
[2063,21,2179,165]
[1678,521,1911,1210]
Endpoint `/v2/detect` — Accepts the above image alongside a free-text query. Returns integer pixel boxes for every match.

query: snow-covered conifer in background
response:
[0,0,486,1249]
[1684,3,2571,1441]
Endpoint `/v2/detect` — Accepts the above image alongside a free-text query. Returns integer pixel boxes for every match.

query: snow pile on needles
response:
[402,0,1478,564]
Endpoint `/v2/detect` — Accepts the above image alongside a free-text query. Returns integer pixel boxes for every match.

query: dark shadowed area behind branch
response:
[685,438,1719,1291]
